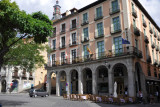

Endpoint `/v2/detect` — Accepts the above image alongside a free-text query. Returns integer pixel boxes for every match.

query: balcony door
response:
[114,36,122,54]
[113,16,120,32]
[112,0,118,12]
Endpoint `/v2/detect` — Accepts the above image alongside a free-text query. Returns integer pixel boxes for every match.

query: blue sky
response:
[11,0,160,27]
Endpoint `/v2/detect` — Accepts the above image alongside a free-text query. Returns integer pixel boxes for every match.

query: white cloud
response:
[11,0,160,27]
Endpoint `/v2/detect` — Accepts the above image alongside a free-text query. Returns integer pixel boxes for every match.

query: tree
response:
[4,39,47,72]
[0,0,53,70]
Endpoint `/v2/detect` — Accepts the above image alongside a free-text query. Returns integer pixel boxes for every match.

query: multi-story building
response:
[46,0,160,98]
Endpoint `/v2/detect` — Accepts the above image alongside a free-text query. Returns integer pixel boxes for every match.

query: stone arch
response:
[96,65,109,95]
[70,69,78,94]
[82,67,93,94]
[59,70,67,96]
[112,63,128,96]
[1,79,6,92]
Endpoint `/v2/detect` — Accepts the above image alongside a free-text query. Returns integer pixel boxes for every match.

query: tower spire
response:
[52,0,61,21]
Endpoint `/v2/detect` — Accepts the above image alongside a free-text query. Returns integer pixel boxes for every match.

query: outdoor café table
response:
[81,95,87,100]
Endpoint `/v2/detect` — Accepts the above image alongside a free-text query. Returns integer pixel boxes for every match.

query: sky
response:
[11,0,160,27]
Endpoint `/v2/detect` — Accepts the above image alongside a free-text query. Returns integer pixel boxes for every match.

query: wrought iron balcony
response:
[29,74,33,80]
[69,41,77,47]
[81,20,89,26]
[149,28,153,34]
[143,20,147,27]
[70,24,77,31]
[51,47,56,52]
[153,60,158,66]
[95,30,104,39]
[132,9,137,18]
[12,72,19,79]
[48,46,142,67]
[81,37,89,43]
[144,36,149,44]
[59,45,66,49]
[134,27,140,36]
[22,73,27,79]
[156,45,159,51]
[154,32,157,38]
[146,55,151,63]
[109,5,120,15]
[151,43,155,49]
[51,32,56,37]
[60,30,66,35]
[111,24,121,34]
[94,13,103,21]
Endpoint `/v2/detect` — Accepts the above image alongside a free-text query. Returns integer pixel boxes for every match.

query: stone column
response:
[92,71,98,95]
[78,71,83,94]
[66,73,71,95]
[108,71,114,96]
[56,72,60,96]
[128,68,136,97]
[47,71,51,95]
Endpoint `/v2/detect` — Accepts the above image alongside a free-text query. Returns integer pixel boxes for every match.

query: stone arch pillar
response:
[92,68,98,95]
[47,71,52,95]
[78,70,83,94]
[56,71,60,96]
[66,71,71,95]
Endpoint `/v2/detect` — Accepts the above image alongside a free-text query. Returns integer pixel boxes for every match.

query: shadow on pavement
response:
[0,100,28,106]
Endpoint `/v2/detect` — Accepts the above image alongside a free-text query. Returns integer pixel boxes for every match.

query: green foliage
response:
[4,39,47,72]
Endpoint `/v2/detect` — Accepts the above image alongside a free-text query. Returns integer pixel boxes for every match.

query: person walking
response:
[139,91,143,104]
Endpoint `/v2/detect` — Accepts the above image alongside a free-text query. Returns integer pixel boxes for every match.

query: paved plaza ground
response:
[0,93,160,107]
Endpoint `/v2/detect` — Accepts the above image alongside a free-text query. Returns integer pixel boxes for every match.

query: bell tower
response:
[52,0,61,21]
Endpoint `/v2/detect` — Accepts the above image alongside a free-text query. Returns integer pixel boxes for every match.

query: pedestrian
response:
[139,91,143,104]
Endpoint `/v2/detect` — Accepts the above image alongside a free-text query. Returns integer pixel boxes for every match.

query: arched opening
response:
[70,70,78,94]
[11,80,18,93]
[96,65,108,95]
[113,63,128,96]
[60,71,66,96]
[1,80,6,92]
[135,62,142,93]
[50,73,56,95]
[82,68,92,94]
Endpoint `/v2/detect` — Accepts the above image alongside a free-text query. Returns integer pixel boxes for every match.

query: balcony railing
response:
[59,45,66,49]
[158,36,160,41]
[111,24,121,34]
[81,37,89,43]
[22,73,27,79]
[81,20,89,26]
[146,55,151,63]
[29,75,33,80]
[149,27,153,34]
[48,46,142,67]
[69,41,77,47]
[156,45,159,51]
[109,5,120,15]
[154,32,157,38]
[132,9,137,18]
[60,30,65,35]
[51,32,56,37]
[151,42,155,49]
[95,30,104,39]
[94,13,103,21]
[134,27,140,36]
[143,20,147,27]
[70,24,77,30]
[51,47,56,52]
[153,60,158,66]
[144,36,149,44]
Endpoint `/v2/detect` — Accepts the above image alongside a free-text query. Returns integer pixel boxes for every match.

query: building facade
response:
[46,0,160,98]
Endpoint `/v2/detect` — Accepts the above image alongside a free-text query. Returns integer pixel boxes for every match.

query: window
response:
[52,54,56,66]
[61,23,65,32]
[155,39,156,45]
[83,13,88,22]
[71,19,76,29]
[133,19,136,28]
[114,36,122,54]
[53,27,56,35]
[83,27,89,39]
[154,70,157,77]
[148,67,151,76]
[52,39,56,49]
[83,44,89,59]
[142,15,144,21]
[97,22,104,36]
[151,35,153,44]
[156,52,158,62]
[61,52,65,63]
[135,39,138,50]
[71,49,76,61]
[149,22,151,29]
[145,45,148,56]
[113,16,120,32]
[97,41,104,58]
[144,29,146,36]
[152,50,155,63]
[61,36,65,47]
[71,32,76,44]
[132,3,134,11]
[96,6,102,18]
[111,0,118,12]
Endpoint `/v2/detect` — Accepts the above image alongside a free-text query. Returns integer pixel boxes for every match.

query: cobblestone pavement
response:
[0,93,160,107]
